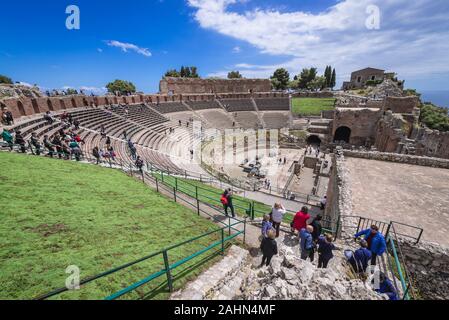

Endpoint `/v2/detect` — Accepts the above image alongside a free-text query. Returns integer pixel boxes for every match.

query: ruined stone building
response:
[342,67,387,90]
[159,77,272,95]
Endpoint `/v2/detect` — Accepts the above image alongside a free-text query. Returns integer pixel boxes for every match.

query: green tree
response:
[308,76,326,91]
[270,68,290,90]
[165,69,180,77]
[180,66,186,78]
[190,66,199,78]
[0,74,13,84]
[297,68,317,89]
[324,66,331,88]
[65,88,78,95]
[184,67,191,78]
[227,71,243,79]
[330,68,336,88]
[419,103,449,132]
[106,79,136,95]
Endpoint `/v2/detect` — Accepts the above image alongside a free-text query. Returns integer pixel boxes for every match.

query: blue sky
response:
[1,0,448,94]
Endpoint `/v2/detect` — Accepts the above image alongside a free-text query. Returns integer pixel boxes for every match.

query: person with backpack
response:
[260,229,278,267]
[221,189,234,218]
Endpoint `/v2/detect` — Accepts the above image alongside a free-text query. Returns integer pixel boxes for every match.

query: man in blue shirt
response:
[348,240,372,273]
[355,225,386,266]
[300,225,315,261]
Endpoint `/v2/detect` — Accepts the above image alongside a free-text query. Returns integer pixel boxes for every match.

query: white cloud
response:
[188,0,449,85]
[232,46,241,53]
[60,86,107,94]
[79,86,107,94]
[105,40,152,57]
[18,82,34,87]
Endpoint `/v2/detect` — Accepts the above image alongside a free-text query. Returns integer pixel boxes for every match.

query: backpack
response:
[220,195,228,206]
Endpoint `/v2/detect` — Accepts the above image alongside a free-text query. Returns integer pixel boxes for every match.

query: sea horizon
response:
[420,90,449,109]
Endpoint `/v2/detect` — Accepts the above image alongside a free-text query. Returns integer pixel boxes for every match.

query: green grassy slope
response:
[291,98,336,116]
[0,152,222,300]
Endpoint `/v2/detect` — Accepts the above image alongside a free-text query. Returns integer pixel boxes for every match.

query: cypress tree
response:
[331,68,337,88]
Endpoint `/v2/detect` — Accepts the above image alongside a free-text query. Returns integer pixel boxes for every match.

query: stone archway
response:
[17,101,26,116]
[47,99,54,111]
[307,135,322,146]
[334,126,351,143]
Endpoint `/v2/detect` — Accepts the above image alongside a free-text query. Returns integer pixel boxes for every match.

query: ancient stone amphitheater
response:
[1,88,449,300]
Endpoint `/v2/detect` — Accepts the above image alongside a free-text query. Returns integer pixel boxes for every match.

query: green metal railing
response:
[105,220,244,300]
[328,214,422,300]
[35,219,245,300]
[149,169,254,219]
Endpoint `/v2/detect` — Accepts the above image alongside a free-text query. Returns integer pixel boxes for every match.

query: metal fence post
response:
[162,250,174,292]
[175,177,178,191]
[156,177,159,193]
[173,187,177,202]
[243,218,247,244]
[251,202,255,220]
[385,223,392,238]
[221,229,225,255]
[228,216,231,236]
[356,217,362,235]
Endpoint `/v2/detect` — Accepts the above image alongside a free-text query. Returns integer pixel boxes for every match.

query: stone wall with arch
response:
[331,108,383,146]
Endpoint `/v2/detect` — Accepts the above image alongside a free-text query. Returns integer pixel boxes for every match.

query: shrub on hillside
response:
[419,103,449,132]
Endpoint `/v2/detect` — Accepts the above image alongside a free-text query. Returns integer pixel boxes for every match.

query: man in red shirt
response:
[292,206,311,234]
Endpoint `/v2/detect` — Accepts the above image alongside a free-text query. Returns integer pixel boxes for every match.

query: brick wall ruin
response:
[332,108,382,145]
[374,112,410,153]
[383,96,420,114]
[414,129,449,159]
[159,77,272,94]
